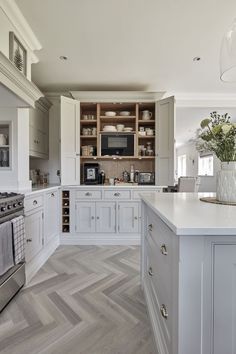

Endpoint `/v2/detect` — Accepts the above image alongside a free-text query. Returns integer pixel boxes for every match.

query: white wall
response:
[177,142,221,192]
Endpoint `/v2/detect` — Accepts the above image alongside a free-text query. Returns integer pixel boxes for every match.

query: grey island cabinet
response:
[141,192,236,354]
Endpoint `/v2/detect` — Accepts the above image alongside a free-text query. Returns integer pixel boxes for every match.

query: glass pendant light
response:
[220,19,236,82]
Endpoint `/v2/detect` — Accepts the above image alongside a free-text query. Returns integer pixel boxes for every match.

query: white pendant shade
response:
[220,19,236,82]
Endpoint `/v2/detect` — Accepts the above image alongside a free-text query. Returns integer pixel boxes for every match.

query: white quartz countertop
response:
[24,184,61,196]
[66,184,165,189]
[141,192,236,236]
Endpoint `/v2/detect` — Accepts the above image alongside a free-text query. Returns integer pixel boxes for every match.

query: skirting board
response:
[60,233,140,245]
[143,279,168,354]
[25,235,60,284]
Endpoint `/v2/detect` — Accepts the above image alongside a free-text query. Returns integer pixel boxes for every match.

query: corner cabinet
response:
[60,96,80,185]
[59,93,175,187]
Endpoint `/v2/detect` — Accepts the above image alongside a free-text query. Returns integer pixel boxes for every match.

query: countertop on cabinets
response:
[140,192,236,236]
[24,184,61,196]
[64,184,166,189]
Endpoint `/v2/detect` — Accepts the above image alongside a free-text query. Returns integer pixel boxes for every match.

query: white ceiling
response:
[16,0,236,93]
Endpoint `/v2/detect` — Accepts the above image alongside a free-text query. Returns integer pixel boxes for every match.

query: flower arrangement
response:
[197,111,236,162]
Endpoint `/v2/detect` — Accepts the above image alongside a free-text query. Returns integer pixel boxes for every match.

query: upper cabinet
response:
[60,96,80,185]
[0,122,11,169]
[59,93,175,186]
[29,98,52,159]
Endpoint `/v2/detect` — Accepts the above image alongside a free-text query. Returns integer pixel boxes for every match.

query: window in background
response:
[198,154,214,176]
[178,154,187,178]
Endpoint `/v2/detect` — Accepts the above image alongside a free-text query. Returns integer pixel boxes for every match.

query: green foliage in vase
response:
[196,111,236,162]
[14,47,23,72]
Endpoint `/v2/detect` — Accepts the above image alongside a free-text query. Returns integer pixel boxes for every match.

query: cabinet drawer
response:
[104,190,131,200]
[76,190,102,200]
[145,245,172,353]
[25,195,43,213]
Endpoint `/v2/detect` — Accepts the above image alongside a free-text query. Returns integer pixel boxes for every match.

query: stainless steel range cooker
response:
[0,192,25,312]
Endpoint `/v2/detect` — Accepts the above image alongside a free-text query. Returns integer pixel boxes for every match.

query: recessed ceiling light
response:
[59,56,68,61]
[193,56,201,62]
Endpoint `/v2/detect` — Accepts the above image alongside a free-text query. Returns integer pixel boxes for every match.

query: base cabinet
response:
[142,200,236,354]
[118,202,139,233]
[214,245,236,354]
[75,202,96,233]
[25,209,43,263]
[75,201,116,233]
[44,190,59,244]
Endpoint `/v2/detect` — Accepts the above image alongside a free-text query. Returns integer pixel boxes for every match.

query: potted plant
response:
[197,111,236,203]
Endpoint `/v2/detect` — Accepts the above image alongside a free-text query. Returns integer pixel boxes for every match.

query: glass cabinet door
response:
[0,123,11,168]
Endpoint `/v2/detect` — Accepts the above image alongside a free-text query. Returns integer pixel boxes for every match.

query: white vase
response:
[216,161,236,203]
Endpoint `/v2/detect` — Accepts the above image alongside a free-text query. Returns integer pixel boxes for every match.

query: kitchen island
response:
[141,192,236,354]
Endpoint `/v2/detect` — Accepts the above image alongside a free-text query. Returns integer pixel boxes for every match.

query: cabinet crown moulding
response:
[70,91,166,102]
[0,0,42,53]
[0,51,43,107]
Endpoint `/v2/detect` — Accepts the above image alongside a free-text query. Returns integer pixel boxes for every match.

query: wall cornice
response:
[0,51,43,107]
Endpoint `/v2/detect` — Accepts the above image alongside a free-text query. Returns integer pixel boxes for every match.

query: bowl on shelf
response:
[105,111,116,117]
[116,124,125,132]
[123,127,133,132]
[120,111,130,116]
[103,125,117,132]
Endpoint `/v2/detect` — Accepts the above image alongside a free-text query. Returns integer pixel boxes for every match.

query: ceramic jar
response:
[216,161,236,203]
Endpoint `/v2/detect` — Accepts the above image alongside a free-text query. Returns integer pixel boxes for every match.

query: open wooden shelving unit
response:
[80,102,156,183]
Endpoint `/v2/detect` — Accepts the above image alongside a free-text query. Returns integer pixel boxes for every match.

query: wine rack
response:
[62,190,70,233]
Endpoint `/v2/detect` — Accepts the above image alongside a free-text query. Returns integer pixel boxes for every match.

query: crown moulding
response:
[0,51,43,107]
[0,0,42,52]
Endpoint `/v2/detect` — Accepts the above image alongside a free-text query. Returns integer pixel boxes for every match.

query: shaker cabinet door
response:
[214,244,236,354]
[60,96,80,185]
[25,210,43,263]
[96,202,116,233]
[155,96,175,186]
[75,202,96,233]
[118,202,139,233]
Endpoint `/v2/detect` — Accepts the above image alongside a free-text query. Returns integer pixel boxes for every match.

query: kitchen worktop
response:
[66,184,165,188]
[24,184,61,196]
[141,192,236,236]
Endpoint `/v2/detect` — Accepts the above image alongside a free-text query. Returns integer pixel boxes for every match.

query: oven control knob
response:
[18,202,23,206]
[8,205,12,209]
[1,206,6,211]
[13,203,17,208]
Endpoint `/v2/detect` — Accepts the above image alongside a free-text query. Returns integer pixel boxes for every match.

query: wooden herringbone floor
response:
[0,246,156,354]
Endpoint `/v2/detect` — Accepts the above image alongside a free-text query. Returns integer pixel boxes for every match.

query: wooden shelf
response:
[138,120,155,124]
[80,120,97,124]
[81,156,155,160]
[138,135,155,138]
[80,135,97,138]
[0,145,9,148]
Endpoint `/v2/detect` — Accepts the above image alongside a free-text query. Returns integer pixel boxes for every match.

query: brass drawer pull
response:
[51,193,55,197]
[114,192,120,197]
[26,238,32,243]
[91,216,95,220]
[33,200,38,206]
[160,304,168,319]
[85,192,92,196]
[148,223,153,231]
[148,267,153,276]
[160,244,168,255]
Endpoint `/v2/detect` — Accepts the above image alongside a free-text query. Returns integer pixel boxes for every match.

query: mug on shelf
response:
[0,134,8,146]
